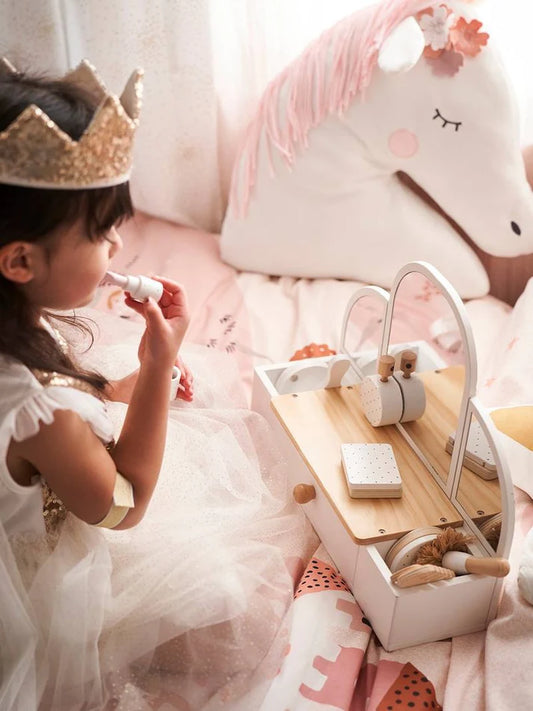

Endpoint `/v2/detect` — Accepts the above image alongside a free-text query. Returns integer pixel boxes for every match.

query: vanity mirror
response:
[379,264,474,489]
[349,261,514,558]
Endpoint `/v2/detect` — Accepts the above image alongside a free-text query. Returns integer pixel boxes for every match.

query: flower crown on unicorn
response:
[418,4,489,77]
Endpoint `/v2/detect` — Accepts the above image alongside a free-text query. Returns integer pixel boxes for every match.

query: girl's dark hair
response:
[0,70,134,392]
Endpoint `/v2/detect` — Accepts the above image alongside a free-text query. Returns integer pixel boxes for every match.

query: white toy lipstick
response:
[103,271,185,398]
[103,270,164,302]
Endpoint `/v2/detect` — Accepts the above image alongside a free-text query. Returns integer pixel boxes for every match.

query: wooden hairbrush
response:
[391,563,455,588]
[416,527,510,578]
[386,526,510,579]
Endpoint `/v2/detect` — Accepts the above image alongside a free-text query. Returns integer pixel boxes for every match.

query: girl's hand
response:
[106,357,193,404]
[175,355,194,402]
[125,277,190,369]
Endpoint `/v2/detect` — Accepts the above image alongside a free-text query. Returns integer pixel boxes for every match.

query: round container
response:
[395,372,426,423]
[360,374,403,427]
[384,526,443,572]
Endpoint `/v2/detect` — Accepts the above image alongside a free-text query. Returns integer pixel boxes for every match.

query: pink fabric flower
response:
[419,5,453,51]
[449,17,489,57]
[426,49,464,77]
[423,44,444,60]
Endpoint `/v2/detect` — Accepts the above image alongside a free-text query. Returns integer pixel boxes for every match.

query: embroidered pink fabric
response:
[231,0,438,218]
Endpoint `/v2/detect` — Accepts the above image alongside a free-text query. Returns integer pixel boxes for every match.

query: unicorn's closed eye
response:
[221,0,533,299]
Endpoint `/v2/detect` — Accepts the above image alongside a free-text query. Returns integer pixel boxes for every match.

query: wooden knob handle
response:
[377,355,396,382]
[400,350,417,378]
[293,483,316,504]
[464,556,510,578]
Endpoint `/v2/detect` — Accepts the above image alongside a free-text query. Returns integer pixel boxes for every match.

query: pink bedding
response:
[89,213,532,710]
[93,213,510,396]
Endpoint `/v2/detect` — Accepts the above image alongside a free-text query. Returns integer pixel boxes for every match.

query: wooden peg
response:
[400,350,417,378]
[377,355,396,382]
[293,483,316,504]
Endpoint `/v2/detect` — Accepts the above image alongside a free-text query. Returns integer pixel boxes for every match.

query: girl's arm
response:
[12,358,169,528]
[14,279,190,529]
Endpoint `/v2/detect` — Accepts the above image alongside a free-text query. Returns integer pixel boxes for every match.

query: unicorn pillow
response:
[220,0,533,299]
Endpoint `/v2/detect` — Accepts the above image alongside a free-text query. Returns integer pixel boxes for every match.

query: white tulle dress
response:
[0,320,314,711]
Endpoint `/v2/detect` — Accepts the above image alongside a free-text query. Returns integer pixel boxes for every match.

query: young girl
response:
[0,62,312,710]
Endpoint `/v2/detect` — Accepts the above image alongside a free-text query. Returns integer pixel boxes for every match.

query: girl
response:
[0,63,311,710]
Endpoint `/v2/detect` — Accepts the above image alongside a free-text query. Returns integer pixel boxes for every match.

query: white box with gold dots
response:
[341,443,402,498]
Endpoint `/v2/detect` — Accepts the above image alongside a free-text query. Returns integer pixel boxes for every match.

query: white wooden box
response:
[252,351,509,651]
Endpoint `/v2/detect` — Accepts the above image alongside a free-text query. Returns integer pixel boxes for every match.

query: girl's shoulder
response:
[0,355,114,446]
[0,355,45,408]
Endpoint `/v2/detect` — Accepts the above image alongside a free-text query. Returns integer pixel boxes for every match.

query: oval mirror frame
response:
[338,261,514,558]
[380,262,477,496]
[450,398,514,558]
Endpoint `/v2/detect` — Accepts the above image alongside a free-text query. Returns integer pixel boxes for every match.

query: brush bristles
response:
[416,527,475,566]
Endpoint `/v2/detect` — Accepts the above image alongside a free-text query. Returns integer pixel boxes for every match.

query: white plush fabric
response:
[221,0,533,298]
[519,527,533,605]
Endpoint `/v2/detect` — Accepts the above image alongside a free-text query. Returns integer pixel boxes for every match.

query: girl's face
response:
[26,220,123,311]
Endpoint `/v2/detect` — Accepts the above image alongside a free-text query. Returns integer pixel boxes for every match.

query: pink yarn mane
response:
[231,0,438,218]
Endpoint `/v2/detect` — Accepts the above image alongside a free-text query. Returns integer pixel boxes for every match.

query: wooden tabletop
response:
[271,381,464,544]
[272,365,502,543]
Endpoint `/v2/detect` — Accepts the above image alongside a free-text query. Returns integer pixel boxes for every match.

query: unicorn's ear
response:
[378,16,425,73]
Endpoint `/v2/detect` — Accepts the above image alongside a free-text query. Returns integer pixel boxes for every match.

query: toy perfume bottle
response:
[103,270,163,302]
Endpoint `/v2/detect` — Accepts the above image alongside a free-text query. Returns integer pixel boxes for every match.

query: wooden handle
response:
[293,483,316,504]
[464,556,510,578]
[378,355,396,382]
[400,350,417,378]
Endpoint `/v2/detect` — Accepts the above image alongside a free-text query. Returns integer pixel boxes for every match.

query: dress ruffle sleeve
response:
[11,386,113,444]
[0,359,114,447]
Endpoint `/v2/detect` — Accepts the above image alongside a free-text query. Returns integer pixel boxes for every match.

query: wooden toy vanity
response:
[252,263,514,651]
[272,366,500,543]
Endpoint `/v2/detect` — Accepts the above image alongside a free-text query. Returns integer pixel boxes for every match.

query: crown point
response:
[120,68,144,121]
[64,59,108,104]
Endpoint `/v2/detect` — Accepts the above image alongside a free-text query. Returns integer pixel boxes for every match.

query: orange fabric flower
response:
[449,17,489,57]
[290,343,336,361]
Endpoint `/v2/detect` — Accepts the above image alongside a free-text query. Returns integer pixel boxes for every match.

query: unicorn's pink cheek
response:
[388,129,419,158]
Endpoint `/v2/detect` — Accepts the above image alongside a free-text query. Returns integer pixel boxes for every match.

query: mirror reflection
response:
[341,292,386,378]
[388,271,467,485]
[456,413,502,551]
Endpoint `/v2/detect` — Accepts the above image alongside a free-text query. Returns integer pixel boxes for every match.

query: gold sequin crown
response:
[0,58,143,189]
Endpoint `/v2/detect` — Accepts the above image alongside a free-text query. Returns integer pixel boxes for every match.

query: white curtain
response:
[0,0,532,232]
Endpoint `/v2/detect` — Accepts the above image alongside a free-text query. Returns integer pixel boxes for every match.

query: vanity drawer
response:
[253,378,359,586]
